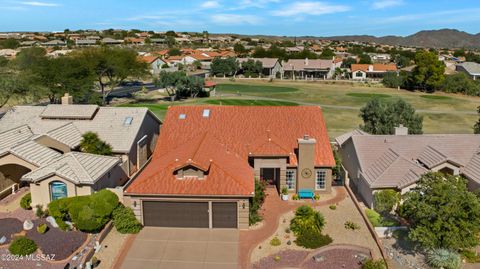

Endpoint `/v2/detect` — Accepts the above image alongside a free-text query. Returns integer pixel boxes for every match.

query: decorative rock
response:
[23,220,34,230]
[46,216,59,228]
[0,236,6,244]
[65,221,74,230]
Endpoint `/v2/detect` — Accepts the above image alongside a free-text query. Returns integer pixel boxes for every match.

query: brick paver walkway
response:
[238,186,348,269]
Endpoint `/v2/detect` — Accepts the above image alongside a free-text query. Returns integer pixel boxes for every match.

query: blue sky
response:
[0,0,479,36]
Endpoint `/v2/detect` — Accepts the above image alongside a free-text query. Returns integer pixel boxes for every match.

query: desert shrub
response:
[35,205,48,218]
[460,249,480,263]
[329,204,337,210]
[48,190,119,232]
[295,228,332,249]
[8,236,37,256]
[365,208,399,227]
[270,237,281,246]
[274,255,281,262]
[20,193,32,210]
[112,204,142,234]
[344,221,360,230]
[285,228,290,234]
[290,205,325,235]
[362,259,386,269]
[37,223,48,234]
[426,249,461,269]
[373,189,399,214]
[365,208,382,227]
[292,194,299,200]
[314,194,320,200]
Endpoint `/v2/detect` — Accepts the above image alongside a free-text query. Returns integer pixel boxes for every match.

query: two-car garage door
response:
[143,201,238,228]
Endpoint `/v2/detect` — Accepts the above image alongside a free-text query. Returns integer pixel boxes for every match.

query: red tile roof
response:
[138,55,160,64]
[351,63,397,72]
[126,106,334,196]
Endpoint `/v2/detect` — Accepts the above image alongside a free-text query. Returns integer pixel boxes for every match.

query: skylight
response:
[179,114,186,119]
[202,109,210,118]
[123,116,133,126]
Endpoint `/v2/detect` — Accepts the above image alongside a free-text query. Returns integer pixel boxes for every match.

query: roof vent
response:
[303,134,310,140]
[179,114,186,120]
[202,109,210,118]
[123,116,133,126]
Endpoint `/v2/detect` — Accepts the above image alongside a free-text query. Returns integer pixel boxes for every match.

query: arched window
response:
[50,181,68,201]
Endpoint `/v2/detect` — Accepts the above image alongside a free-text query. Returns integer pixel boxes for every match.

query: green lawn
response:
[216,83,298,93]
[117,80,480,139]
[346,93,392,99]
[213,80,480,138]
[203,99,298,106]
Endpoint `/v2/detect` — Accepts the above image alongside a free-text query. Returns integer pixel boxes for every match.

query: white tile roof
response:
[40,104,99,119]
[340,133,480,188]
[22,152,120,184]
[10,140,62,167]
[0,125,34,153]
[46,123,83,148]
[0,105,153,153]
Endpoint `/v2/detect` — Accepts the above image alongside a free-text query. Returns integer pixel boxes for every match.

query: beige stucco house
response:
[336,126,480,208]
[0,93,161,206]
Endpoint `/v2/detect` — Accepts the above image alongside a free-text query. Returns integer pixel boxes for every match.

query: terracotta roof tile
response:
[126,106,334,196]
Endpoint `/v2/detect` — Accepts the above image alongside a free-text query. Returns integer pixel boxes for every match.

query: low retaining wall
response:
[78,221,114,268]
[345,183,391,268]
[375,226,408,238]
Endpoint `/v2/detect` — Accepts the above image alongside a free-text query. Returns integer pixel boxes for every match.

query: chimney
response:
[305,58,309,66]
[61,93,73,105]
[394,124,408,136]
[297,134,316,190]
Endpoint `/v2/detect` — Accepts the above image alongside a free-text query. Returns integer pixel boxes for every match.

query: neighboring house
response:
[125,106,334,229]
[367,53,391,63]
[139,55,167,75]
[75,39,97,46]
[101,38,124,45]
[125,38,145,45]
[149,38,166,45]
[336,126,480,208]
[0,49,18,59]
[20,41,38,47]
[456,62,480,80]
[283,58,340,79]
[42,40,66,47]
[237,58,282,78]
[0,93,161,206]
[351,63,397,80]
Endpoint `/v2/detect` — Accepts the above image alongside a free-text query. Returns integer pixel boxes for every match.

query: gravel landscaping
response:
[0,218,23,244]
[302,248,371,269]
[26,219,88,260]
[252,250,310,269]
[252,248,371,269]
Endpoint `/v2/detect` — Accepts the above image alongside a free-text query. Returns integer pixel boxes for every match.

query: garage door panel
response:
[212,202,237,228]
[143,201,209,228]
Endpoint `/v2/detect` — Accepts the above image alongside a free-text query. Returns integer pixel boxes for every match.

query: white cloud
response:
[18,1,59,7]
[201,1,220,9]
[211,14,261,25]
[372,0,403,10]
[272,1,350,16]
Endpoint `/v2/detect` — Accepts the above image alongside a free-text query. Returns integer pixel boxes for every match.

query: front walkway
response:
[239,186,348,269]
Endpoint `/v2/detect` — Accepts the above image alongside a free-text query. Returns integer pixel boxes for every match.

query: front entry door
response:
[260,168,280,190]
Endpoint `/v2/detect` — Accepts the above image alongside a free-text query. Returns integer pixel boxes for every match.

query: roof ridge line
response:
[70,153,93,183]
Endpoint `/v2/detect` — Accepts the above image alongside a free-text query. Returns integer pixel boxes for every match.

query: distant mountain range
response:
[320,29,480,49]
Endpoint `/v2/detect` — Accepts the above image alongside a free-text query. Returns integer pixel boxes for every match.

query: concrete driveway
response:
[119,227,238,269]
